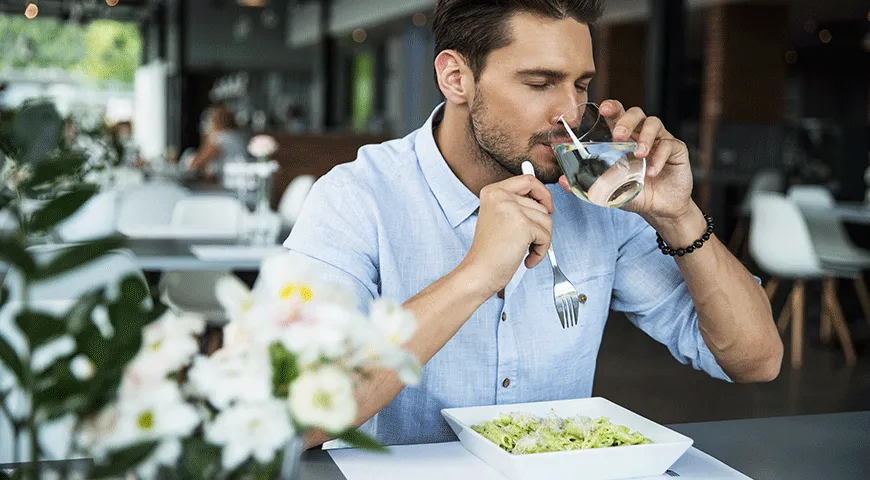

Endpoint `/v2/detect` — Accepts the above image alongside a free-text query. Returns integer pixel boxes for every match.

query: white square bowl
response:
[441,397,693,480]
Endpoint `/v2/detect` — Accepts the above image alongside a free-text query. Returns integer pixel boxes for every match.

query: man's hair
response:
[433,0,605,79]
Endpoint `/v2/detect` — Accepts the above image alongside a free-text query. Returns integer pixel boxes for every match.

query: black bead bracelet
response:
[656,214,714,257]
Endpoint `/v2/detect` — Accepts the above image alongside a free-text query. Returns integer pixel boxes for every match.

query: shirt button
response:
[579,294,588,304]
[502,378,511,388]
[501,312,507,322]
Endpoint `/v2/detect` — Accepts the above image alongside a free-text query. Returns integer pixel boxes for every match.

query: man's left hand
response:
[558,99,707,246]
[558,99,694,221]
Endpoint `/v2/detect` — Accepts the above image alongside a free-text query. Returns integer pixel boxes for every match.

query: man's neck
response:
[433,103,511,197]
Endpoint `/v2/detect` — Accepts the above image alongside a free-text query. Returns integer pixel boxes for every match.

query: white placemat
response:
[328,442,751,480]
[189,245,287,261]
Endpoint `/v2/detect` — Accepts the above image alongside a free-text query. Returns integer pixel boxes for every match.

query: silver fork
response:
[546,243,581,329]
[521,161,581,329]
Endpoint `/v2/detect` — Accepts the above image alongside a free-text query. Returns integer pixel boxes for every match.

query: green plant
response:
[0,101,161,479]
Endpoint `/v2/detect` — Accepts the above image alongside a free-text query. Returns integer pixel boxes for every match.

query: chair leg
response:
[777,286,794,334]
[727,219,747,254]
[852,276,870,328]
[791,281,805,369]
[824,285,857,366]
[820,278,835,344]
[765,278,780,302]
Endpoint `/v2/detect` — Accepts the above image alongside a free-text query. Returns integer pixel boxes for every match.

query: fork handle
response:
[546,244,559,270]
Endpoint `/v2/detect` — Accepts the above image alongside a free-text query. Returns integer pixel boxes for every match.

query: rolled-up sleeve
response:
[283,172,379,312]
[608,211,732,382]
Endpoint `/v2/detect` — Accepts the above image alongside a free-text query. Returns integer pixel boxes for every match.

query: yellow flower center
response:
[314,391,333,411]
[279,283,314,303]
[150,340,162,351]
[137,411,155,431]
[240,297,254,313]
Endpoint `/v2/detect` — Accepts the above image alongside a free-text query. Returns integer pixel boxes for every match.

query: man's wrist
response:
[453,261,501,302]
[644,202,708,249]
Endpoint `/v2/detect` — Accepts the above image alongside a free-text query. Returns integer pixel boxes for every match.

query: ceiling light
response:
[25,3,38,19]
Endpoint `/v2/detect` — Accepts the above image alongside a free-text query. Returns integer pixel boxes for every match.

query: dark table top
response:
[300,411,870,480]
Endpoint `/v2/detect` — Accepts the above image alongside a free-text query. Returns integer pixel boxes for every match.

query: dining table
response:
[300,411,870,480]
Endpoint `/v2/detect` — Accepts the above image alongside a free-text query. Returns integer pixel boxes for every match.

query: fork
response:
[521,161,581,329]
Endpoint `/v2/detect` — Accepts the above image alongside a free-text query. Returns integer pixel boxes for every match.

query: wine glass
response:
[550,103,646,208]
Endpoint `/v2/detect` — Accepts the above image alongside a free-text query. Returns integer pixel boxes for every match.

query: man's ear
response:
[434,49,475,106]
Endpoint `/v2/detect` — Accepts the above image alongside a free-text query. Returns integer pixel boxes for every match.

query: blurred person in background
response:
[187,103,248,181]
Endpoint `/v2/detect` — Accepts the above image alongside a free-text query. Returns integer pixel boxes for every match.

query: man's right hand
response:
[458,174,554,297]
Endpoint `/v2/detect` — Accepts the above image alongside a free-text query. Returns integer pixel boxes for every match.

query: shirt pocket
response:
[559,269,615,340]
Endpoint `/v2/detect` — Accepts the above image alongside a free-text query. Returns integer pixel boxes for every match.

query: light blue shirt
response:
[284,105,730,446]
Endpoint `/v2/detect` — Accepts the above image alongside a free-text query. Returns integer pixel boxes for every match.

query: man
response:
[285,0,782,448]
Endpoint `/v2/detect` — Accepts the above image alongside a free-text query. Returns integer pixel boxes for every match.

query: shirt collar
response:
[415,103,480,228]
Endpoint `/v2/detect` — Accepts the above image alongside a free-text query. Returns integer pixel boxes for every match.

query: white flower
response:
[97,381,200,453]
[247,134,278,158]
[348,331,422,386]
[206,400,294,470]
[128,310,205,381]
[215,275,255,324]
[369,298,416,346]
[288,366,357,433]
[135,438,182,479]
[222,321,256,352]
[70,354,95,380]
[187,348,272,409]
[76,405,119,460]
[278,303,364,367]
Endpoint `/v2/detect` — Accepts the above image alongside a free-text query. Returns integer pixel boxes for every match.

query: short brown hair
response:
[433,0,605,79]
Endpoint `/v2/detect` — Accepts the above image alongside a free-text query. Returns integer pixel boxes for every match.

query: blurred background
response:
[1,0,869,425]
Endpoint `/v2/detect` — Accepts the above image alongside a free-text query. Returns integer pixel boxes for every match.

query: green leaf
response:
[0,190,12,212]
[65,289,104,335]
[28,187,96,232]
[178,437,223,480]
[12,102,62,163]
[23,153,87,189]
[335,429,388,452]
[36,236,125,280]
[14,311,66,349]
[0,236,36,275]
[0,286,9,308]
[269,342,300,398]
[90,441,159,479]
[117,275,149,307]
[0,335,25,386]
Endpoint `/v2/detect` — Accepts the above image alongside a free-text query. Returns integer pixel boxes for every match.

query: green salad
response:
[471,411,652,455]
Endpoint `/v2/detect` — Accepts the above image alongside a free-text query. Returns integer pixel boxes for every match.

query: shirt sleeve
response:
[282,171,379,313]
[608,211,732,382]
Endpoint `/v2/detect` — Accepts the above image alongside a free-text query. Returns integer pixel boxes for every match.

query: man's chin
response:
[528,147,563,183]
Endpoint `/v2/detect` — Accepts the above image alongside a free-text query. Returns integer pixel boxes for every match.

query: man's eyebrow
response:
[516,69,596,82]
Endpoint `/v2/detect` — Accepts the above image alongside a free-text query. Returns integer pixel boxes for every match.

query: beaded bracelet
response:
[656,214,714,257]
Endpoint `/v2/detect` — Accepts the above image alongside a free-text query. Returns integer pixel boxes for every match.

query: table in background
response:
[126,238,284,272]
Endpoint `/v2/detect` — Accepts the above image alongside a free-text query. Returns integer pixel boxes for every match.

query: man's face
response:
[468,12,596,183]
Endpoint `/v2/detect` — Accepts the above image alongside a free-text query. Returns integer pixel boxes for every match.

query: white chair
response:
[54,191,119,242]
[277,175,315,228]
[787,185,870,342]
[116,182,189,237]
[170,195,246,234]
[728,169,785,255]
[160,196,248,325]
[0,247,147,463]
[750,192,856,369]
